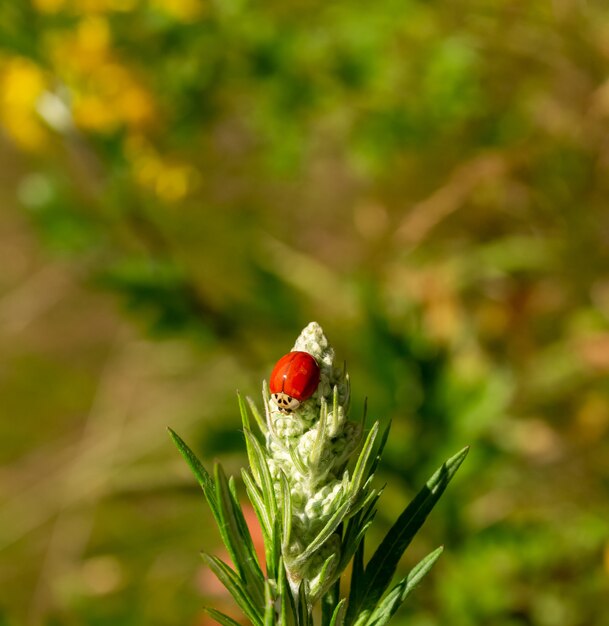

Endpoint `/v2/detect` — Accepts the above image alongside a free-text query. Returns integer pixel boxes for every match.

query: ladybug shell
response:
[269,351,320,402]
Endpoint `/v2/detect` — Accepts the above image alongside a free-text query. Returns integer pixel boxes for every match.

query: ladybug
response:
[269,351,320,414]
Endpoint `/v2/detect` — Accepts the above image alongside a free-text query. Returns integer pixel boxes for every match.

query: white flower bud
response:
[263,322,366,599]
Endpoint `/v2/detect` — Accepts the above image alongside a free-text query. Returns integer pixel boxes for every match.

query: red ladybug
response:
[269,351,320,414]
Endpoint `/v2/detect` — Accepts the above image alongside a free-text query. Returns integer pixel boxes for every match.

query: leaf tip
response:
[167,427,182,446]
[449,445,470,467]
[200,551,213,564]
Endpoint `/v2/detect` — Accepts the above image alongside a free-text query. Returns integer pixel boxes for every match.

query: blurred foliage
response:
[1,0,609,625]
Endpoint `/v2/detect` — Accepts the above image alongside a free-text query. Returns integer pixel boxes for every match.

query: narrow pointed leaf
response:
[239,395,268,487]
[168,428,219,518]
[279,470,293,550]
[203,607,244,626]
[329,599,347,626]
[244,429,278,520]
[348,534,366,610]
[214,465,265,606]
[347,447,468,624]
[350,422,379,498]
[361,397,368,425]
[364,547,444,626]
[342,518,373,572]
[309,552,337,599]
[240,411,262,485]
[321,580,340,626]
[269,515,283,580]
[242,469,276,575]
[242,469,272,543]
[287,443,309,476]
[261,380,273,431]
[228,475,265,581]
[202,553,263,626]
[238,392,251,430]
[332,384,339,420]
[296,582,310,626]
[311,398,329,467]
[367,420,391,479]
[264,580,275,626]
[349,481,380,519]
[246,395,268,436]
[342,485,383,567]
[277,557,293,626]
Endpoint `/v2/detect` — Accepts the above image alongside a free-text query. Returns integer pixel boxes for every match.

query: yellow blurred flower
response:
[71,63,154,132]
[155,165,193,202]
[49,16,111,74]
[0,56,50,151]
[126,134,198,202]
[72,94,118,131]
[45,17,155,134]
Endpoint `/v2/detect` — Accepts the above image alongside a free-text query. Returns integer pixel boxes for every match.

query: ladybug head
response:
[271,392,300,414]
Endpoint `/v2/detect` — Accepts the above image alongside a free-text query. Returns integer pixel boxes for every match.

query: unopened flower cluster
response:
[264,322,362,598]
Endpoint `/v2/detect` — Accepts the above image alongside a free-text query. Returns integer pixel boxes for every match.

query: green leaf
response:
[329,599,347,626]
[330,385,340,435]
[238,392,251,430]
[340,489,379,589]
[266,515,280,581]
[279,470,293,550]
[321,580,341,626]
[171,429,266,617]
[343,517,373,568]
[168,428,219,519]
[264,579,275,626]
[363,547,444,626]
[346,529,367,610]
[242,469,273,544]
[246,395,268,436]
[367,420,391,479]
[349,422,380,498]
[244,429,278,521]
[203,607,244,626]
[214,465,265,606]
[278,557,294,626]
[309,552,337,599]
[348,480,380,521]
[346,447,468,625]
[239,396,267,486]
[202,553,263,626]
[311,397,329,467]
[242,468,279,580]
[241,416,262,486]
[342,487,380,573]
[296,582,311,626]
[228,475,265,579]
[287,441,309,476]
[243,429,280,576]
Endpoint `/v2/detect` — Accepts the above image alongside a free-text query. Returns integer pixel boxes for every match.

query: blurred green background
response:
[1,0,609,624]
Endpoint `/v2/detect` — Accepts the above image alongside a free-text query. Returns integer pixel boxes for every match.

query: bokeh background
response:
[2,0,609,624]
